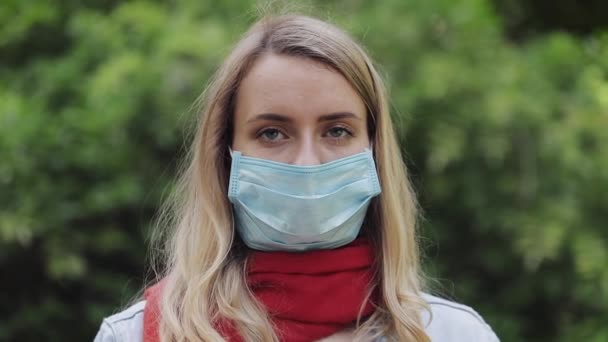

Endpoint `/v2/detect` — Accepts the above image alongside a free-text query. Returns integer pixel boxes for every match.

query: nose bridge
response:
[292,134,321,166]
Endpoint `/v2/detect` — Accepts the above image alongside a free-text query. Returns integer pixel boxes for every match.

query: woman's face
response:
[232,54,370,165]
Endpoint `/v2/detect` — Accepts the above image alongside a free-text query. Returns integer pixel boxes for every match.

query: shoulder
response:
[94,301,146,342]
[92,296,498,341]
[421,293,499,341]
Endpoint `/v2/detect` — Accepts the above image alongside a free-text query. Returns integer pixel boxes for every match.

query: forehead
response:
[235,53,366,120]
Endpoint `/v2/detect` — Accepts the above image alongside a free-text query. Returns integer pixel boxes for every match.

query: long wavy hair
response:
[151,14,430,341]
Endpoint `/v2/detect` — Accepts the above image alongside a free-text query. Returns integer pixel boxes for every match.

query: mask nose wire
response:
[229,145,374,159]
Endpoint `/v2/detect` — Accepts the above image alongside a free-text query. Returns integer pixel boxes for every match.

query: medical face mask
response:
[227,149,381,252]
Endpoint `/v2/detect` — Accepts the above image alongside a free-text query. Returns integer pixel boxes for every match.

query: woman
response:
[94,14,499,342]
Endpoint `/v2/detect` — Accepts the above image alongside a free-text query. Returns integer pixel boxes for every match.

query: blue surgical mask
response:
[227,149,381,252]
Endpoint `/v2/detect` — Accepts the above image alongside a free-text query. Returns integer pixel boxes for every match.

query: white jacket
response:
[94,293,499,341]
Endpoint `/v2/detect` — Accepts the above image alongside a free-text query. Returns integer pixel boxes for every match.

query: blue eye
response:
[327,127,352,138]
[258,128,285,142]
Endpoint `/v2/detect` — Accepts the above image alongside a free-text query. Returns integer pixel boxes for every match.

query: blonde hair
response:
[152,14,430,341]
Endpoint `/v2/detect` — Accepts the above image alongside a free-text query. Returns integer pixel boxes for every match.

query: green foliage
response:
[1,0,606,340]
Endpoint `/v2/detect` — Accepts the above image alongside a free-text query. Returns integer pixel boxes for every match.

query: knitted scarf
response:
[143,238,376,342]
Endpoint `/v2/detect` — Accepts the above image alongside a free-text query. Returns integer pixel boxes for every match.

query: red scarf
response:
[143,238,377,342]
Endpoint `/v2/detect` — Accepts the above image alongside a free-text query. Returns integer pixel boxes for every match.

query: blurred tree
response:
[0,0,606,341]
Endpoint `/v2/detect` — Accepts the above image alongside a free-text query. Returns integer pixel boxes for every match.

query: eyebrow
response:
[246,112,362,123]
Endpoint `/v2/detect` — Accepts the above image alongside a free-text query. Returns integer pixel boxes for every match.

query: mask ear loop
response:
[367,142,375,156]
[227,146,237,245]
